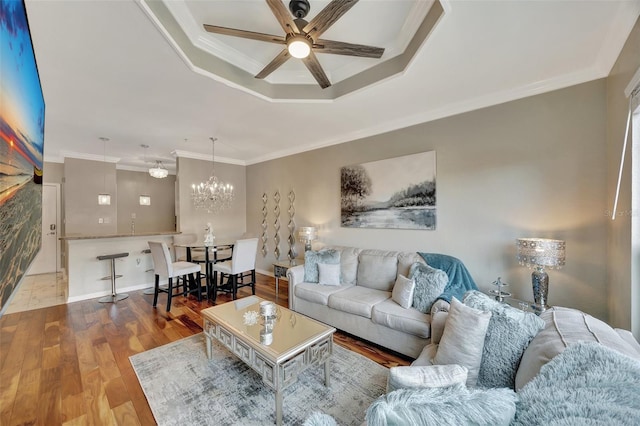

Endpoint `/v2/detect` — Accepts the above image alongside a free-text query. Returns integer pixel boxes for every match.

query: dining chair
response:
[148,241,202,312]
[172,233,198,262]
[209,238,259,301]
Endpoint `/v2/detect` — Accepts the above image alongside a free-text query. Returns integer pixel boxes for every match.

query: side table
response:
[273,259,303,297]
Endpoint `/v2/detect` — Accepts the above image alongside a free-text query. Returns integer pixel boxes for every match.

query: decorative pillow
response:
[433,298,491,387]
[391,274,415,309]
[386,364,468,393]
[513,342,640,426]
[304,250,340,283]
[409,262,448,313]
[317,263,341,286]
[463,290,545,389]
[303,412,338,426]
[366,385,517,426]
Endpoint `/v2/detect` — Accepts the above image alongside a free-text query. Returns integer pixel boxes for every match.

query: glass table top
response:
[202,296,334,361]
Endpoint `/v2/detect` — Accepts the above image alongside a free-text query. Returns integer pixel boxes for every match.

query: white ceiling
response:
[25,0,640,172]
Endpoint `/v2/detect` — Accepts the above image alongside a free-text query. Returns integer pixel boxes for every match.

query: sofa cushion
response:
[328,286,391,318]
[391,274,415,309]
[324,245,362,286]
[515,306,640,390]
[357,250,399,291]
[463,290,545,389]
[371,299,430,338]
[304,249,340,283]
[295,283,351,306]
[433,298,491,387]
[397,252,425,279]
[409,262,448,313]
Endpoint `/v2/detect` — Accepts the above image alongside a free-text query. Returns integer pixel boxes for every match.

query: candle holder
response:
[490,277,511,302]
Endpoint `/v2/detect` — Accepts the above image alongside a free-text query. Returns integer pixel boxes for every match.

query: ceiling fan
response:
[203,0,385,89]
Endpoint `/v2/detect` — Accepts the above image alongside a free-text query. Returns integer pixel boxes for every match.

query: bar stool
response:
[97,252,129,303]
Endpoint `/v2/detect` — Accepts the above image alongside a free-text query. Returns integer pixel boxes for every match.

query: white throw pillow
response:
[392,274,415,309]
[318,263,341,286]
[386,364,469,393]
[433,297,491,387]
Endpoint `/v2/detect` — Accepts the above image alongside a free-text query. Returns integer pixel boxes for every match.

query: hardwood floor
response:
[0,273,411,425]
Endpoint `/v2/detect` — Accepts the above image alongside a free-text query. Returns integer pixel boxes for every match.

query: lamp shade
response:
[297,226,317,242]
[516,238,565,269]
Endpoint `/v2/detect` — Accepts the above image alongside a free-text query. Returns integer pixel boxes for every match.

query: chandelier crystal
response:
[191,137,234,213]
[148,161,168,179]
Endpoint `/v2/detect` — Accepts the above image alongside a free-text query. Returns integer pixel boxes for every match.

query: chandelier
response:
[148,161,168,179]
[191,137,234,213]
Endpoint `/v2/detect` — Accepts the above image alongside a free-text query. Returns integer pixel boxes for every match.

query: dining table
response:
[173,241,234,298]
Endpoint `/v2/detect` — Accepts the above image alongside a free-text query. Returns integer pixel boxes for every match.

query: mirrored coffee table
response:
[201,296,335,425]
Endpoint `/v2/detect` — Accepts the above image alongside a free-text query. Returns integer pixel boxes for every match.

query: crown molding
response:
[59,150,120,163]
[43,155,64,164]
[246,65,605,165]
[171,149,246,166]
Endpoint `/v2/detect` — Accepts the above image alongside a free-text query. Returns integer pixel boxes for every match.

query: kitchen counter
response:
[60,231,180,240]
[63,232,180,302]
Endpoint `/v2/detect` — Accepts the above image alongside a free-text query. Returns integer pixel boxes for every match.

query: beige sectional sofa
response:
[287,246,450,358]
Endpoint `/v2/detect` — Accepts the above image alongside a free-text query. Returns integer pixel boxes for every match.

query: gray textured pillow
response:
[409,262,448,313]
[366,385,517,426]
[391,274,415,309]
[463,290,545,389]
[304,249,340,283]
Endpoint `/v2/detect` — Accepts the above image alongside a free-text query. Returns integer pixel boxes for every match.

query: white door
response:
[28,184,59,275]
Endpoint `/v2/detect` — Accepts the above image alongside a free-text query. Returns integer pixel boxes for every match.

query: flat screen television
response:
[0,0,45,313]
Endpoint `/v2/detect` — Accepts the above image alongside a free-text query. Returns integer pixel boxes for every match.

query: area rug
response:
[129,333,388,425]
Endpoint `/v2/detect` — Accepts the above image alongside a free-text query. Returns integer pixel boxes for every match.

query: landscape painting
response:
[0,0,45,313]
[341,151,436,229]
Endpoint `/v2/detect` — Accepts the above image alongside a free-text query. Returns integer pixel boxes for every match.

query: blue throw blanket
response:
[418,253,478,303]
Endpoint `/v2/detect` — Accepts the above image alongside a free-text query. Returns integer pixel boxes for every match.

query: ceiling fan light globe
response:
[288,38,311,58]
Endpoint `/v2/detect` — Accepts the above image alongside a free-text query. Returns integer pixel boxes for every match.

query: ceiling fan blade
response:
[303,0,358,40]
[302,51,331,89]
[265,0,299,35]
[255,48,291,79]
[203,24,286,44]
[314,39,384,58]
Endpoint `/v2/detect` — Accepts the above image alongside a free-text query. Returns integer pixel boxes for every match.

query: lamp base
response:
[531,267,549,312]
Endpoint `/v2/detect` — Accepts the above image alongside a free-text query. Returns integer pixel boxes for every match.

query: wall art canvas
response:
[0,0,45,313]
[341,151,436,229]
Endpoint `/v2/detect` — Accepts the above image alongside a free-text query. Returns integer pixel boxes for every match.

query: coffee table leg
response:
[206,334,212,359]
[324,359,331,387]
[275,389,283,426]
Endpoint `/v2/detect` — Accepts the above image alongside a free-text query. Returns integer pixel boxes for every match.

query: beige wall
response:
[176,157,246,241]
[64,158,118,235]
[247,80,609,322]
[606,17,640,337]
[116,170,176,234]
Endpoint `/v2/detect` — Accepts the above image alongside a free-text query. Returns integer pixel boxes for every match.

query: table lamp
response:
[298,227,317,252]
[516,238,565,312]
